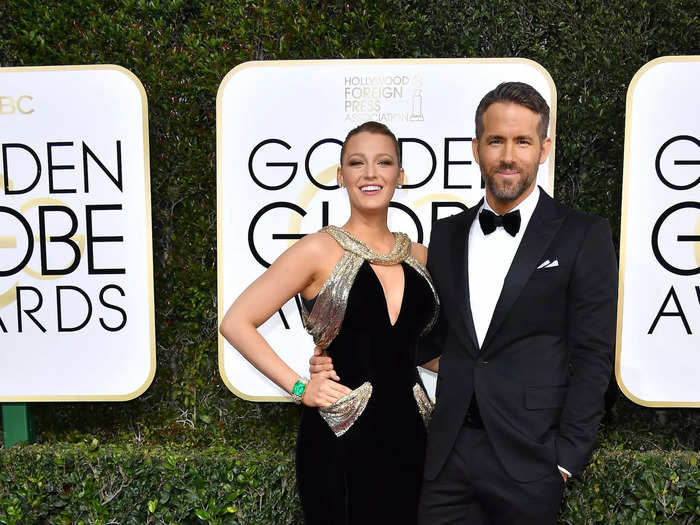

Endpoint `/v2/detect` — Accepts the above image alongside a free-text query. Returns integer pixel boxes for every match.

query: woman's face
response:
[338,131,403,214]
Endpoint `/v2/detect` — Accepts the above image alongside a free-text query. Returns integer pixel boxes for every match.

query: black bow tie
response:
[479,209,521,237]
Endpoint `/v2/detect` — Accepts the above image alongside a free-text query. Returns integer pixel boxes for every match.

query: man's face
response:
[473,102,551,213]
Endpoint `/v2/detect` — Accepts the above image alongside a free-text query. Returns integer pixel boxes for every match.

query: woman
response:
[220,121,439,524]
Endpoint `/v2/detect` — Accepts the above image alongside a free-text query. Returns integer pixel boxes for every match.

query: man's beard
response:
[482,160,538,203]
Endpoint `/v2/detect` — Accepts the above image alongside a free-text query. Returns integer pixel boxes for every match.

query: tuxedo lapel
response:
[447,202,481,353]
[481,191,564,351]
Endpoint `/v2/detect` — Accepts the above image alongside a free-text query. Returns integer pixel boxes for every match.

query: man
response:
[415,81,617,524]
[311,81,617,524]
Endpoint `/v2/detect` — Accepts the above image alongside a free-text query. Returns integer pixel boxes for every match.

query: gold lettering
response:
[0,96,15,115]
[17,95,34,114]
[0,95,34,114]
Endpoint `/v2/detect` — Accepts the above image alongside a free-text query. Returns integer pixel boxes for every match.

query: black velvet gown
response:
[297,260,436,524]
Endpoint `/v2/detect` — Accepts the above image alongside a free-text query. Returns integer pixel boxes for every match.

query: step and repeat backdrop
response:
[217,58,557,401]
[0,65,155,401]
[2,57,697,407]
[617,56,700,407]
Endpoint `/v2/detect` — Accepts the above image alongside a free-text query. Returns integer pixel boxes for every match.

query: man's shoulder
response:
[428,210,470,253]
[432,208,473,231]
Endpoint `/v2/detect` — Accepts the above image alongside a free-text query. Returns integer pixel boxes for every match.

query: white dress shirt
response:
[466,186,572,479]
[468,186,540,348]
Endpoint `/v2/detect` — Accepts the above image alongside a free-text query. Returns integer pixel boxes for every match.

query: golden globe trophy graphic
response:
[409,89,425,122]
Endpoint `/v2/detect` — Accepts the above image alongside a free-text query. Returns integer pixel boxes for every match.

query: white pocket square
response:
[537,259,559,269]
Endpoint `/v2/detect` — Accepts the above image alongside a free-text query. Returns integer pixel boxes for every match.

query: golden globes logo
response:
[246,133,477,263]
[648,134,700,334]
[245,133,472,328]
[0,140,127,334]
[0,65,154,401]
[0,95,34,115]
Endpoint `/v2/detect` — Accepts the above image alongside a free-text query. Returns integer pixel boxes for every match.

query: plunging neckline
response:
[301,226,439,351]
[364,261,406,327]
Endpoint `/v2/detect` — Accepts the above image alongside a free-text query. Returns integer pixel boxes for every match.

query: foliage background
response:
[0,0,698,523]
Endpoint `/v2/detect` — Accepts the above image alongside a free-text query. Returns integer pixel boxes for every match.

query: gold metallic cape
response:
[301,226,439,435]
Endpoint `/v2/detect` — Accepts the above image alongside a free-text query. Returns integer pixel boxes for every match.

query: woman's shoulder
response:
[410,242,428,265]
[291,229,344,259]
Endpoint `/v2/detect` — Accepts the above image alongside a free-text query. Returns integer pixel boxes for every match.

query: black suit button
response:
[479,361,488,367]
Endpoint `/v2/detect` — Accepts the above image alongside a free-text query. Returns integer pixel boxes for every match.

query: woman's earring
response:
[396,183,403,189]
[338,180,344,188]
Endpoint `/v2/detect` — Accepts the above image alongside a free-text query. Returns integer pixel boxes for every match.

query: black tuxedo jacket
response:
[419,189,617,483]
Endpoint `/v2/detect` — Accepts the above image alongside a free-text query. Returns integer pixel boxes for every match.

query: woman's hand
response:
[309,346,339,381]
[301,372,351,407]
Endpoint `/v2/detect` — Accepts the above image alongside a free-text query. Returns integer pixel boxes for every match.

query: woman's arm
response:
[220,233,351,406]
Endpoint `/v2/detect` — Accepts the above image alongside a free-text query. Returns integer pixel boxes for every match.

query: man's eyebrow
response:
[483,133,535,141]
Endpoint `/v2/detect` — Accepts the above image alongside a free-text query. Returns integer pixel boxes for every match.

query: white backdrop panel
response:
[217,59,556,401]
[618,57,700,406]
[0,65,155,400]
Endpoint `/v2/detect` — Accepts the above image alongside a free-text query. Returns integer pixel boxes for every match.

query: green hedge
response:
[0,443,697,524]
[0,443,301,525]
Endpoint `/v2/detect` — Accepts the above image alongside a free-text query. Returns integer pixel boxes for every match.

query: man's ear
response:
[539,137,552,164]
[472,138,481,165]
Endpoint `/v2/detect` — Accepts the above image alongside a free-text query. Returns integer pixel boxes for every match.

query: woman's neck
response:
[342,213,395,254]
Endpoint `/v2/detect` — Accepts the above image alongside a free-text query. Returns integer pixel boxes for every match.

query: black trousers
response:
[417,425,565,525]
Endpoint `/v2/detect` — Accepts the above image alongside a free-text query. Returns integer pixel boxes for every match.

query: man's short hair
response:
[474,82,550,140]
[340,121,401,167]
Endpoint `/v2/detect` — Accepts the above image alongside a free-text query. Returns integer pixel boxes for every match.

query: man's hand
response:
[301,373,351,407]
[309,346,339,381]
[560,471,569,483]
